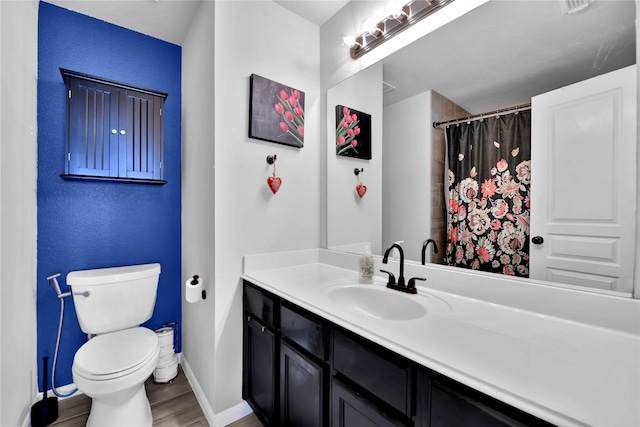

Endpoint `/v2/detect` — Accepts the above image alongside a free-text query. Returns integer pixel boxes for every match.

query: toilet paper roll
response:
[185,276,203,303]
[155,327,174,347]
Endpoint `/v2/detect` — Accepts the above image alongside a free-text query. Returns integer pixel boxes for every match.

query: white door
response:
[530,65,636,294]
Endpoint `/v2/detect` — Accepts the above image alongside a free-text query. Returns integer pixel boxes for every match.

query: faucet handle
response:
[379,269,396,286]
[408,277,426,289]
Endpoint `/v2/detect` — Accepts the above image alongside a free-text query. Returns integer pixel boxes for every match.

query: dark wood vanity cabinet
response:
[243,314,277,425]
[243,280,555,427]
[243,281,327,427]
[243,283,278,425]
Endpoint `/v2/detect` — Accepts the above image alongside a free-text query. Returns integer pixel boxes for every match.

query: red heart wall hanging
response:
[268,176,282,194]
[356,184,367,198]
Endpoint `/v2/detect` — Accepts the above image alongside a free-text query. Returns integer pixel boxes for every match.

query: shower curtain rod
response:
[432,102,531,128]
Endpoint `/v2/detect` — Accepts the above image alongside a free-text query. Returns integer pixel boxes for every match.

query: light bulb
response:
[361,19,382,37]
[342,36,359,48]
[386,0,407,20]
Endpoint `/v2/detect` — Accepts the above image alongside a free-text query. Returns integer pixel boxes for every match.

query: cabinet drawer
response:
[431,381,526,427]
[332,329,413,417]
[281,302,325,360]
[244,281,276,328]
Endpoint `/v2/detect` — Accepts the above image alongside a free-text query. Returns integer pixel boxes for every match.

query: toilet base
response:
[86,382,152,427]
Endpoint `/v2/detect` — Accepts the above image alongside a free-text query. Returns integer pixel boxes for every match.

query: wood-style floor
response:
[51,365,209,426]
[49,364,264,426]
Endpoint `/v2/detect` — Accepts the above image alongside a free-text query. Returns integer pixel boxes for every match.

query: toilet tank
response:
[67,263,161,335]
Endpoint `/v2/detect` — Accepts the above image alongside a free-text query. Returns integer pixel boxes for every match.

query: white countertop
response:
[242,249,640,427]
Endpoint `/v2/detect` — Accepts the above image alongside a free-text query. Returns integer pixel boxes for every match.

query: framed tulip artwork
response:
[336,105,371,160]
[249,74,305,148]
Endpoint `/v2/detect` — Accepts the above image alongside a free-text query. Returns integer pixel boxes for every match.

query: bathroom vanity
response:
[241,249,640,427]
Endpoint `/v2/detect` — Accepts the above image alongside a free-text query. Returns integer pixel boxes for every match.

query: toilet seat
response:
[73,327,159,381]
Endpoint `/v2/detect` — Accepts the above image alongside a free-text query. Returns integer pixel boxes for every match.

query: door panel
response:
[68,78,118,177]
[530,65,636,294]
[280,340,323,427]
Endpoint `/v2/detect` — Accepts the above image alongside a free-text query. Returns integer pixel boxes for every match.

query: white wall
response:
[635,0,640,299]
[383,91,432,261]
[326,63,383,255]
[0,0,39,425]
[633,0,640,299]
[181,0,216,421]
[212,0,321,414]
[319,0,488,253]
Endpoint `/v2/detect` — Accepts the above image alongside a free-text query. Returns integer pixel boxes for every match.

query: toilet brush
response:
[31,356,58,427]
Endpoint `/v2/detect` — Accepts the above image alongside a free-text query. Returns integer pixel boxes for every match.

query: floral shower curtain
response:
[445,110,531,277]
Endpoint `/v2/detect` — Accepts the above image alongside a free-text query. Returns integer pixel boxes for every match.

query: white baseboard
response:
[179,353,253,427]
[212,401,253,427]
[178,353,215,426]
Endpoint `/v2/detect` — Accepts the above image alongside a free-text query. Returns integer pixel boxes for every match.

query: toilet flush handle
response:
[73,290,91,298]
[58,290,91,299]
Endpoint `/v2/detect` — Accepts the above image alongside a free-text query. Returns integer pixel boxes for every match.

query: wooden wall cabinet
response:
[243,280,555,427]
[60,69,167,184]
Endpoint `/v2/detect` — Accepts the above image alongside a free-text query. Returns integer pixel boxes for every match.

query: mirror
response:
[326,1,636,291]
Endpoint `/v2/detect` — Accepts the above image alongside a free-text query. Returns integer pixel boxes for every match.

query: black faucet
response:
[381,243,425,294]
[382,243,405,287]
[421,239,439,265]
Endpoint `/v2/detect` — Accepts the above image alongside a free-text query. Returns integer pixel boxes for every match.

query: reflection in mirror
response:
[326,0,636,296]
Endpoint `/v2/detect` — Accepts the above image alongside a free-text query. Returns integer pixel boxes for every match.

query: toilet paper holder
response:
[190,275,206,300]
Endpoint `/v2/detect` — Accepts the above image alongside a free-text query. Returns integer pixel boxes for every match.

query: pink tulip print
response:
[336,105,371,159]
[249,74,305,148]
[275,87,304,146]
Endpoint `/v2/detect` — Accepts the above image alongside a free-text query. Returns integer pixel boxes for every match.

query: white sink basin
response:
[326,283,428,321]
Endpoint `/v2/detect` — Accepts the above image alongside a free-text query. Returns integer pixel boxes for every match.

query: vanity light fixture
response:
[346,0,456,59]
[558,0,594,14]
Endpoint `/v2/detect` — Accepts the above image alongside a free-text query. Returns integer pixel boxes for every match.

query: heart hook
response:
[354,168,366,198]
[266,154,281,194]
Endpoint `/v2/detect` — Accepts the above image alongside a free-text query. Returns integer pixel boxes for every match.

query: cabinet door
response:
[67,77,119,177]
[280,340,324,427]
[121,89,163,181]
[530,65,636,292]
[243,315,277,426]
[331,378,407,427]
[430,382,526,427]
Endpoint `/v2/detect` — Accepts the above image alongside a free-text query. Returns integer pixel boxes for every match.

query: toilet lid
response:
[74,327,158,380]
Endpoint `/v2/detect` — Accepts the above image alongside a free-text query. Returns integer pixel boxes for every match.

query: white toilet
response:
[67,263,161,427]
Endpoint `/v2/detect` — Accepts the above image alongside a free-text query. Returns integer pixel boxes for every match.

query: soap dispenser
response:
[359,243,374,284]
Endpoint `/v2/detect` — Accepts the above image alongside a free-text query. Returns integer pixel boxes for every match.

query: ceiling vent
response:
[382,81,396,94]
[558,0,594,14]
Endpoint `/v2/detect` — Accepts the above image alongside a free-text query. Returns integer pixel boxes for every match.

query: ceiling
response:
[44,0,635,114]
[45,0,203,45]
[273,0,351,26]
[379,0,636,113]
[45,0,349,45]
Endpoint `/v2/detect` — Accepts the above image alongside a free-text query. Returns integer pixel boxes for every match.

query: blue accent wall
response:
[37,1,182,390]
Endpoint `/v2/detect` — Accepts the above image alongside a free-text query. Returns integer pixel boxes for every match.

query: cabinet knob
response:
[120,130,126,135]
[111,129,117,134]
[532,236,544,245]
